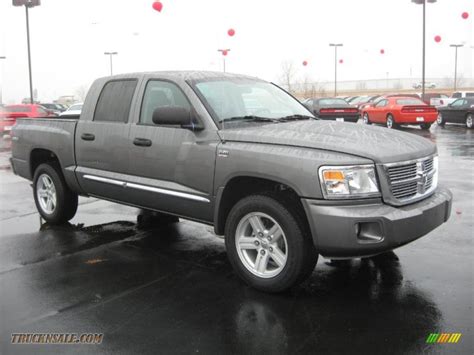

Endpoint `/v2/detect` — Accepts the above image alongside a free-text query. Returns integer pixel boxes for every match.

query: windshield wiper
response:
[219,115,280,123]
[279,114,315,121]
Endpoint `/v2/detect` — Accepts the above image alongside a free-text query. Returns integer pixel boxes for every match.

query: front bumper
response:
[302,186,452,258]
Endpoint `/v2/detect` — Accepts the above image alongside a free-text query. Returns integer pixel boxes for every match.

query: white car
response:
[412,82,437,89]
[59,103,83,117]
[431,92,474,107]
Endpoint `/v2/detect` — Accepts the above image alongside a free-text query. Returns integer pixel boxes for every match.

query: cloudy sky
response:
[0,0,472,103]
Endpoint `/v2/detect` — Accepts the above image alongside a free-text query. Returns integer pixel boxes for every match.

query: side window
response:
[466,93,474,98]
[94,80,137,123]
[37,107,47,115]
[140,80,191,125]
[376,100,387,108]
[452,92,461,98]
[451,99,464,107]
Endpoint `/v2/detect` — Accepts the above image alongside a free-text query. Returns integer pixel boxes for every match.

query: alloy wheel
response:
[36,174,57,214]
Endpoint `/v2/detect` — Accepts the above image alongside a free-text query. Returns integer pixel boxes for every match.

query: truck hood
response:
[221,120,436,164]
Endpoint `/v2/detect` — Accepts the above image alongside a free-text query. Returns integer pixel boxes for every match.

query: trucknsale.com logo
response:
[426,333,462,344]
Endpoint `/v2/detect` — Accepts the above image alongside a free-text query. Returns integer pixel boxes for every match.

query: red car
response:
[361,97,437,130]
[0,104,54,135]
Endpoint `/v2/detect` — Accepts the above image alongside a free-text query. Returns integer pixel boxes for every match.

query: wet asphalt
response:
[0,123,472,355]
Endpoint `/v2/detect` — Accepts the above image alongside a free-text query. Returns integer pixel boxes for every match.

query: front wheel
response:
[420,123,432,130]
[225,194,317,293]
[33,163,78,224]
[466,114,473,129]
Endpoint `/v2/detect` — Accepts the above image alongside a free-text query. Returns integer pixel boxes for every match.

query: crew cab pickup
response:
[10,71,452,292]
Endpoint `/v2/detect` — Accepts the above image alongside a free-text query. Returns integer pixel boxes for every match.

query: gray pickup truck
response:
[10,71,452,292]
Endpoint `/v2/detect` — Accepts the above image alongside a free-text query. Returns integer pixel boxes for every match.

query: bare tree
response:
[279,60,297,94]
[75,85,89,102]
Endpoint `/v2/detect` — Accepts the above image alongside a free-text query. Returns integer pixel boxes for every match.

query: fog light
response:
[355,222,384,244]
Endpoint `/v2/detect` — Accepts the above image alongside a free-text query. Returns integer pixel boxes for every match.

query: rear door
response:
[75,78,140,200]
[449,99,466,122]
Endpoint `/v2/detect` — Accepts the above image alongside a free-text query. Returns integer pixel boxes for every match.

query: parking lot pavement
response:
[0,125,472,354]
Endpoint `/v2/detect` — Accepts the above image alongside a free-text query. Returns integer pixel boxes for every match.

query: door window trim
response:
[137,78,200,128]
[93,78,139,124]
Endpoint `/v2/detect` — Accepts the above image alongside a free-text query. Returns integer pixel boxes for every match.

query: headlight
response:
[319,165,380,199]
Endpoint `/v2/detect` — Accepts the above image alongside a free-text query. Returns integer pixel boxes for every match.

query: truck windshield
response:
[192,78,313,127]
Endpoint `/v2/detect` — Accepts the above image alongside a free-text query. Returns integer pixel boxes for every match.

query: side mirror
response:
[152,106,203,130]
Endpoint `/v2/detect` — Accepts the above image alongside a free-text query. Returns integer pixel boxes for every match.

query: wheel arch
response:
[214,175,307,236]
[30,148,62,178]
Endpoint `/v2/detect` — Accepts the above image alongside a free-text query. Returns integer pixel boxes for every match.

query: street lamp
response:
[329,43,343,96]
[13,0,41,104]
[217,49,231,72]
[104,52,118,76]
[411,0,437,100]
[0,56,6,105]
[449,44,463,91]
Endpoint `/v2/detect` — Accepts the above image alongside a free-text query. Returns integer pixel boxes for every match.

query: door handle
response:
[133,138,152,147]
[81,133,95,141]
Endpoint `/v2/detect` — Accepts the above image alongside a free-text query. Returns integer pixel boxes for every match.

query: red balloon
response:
[222,50,228,56]
[462,12,469,19]
[227,28,235,37]
[339,59,343,64]
[152,1,163,12]
[380,49,385,54]
[434,35,441,43]
[302,60,308,66]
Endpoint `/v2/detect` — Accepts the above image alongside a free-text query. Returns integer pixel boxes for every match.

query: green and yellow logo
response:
[426,333,462,344]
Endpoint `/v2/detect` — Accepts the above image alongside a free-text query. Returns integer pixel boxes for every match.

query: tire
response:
[386,114,397,129]
[362,113,371,125]
[437,113,445,126]
[466,114,473,129]
[33,163,78,224]
[137,209,179,229]
[420,123,432,130]
[224,193,318,293]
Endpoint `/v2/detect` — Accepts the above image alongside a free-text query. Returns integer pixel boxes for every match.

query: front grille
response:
[384,156,437,204]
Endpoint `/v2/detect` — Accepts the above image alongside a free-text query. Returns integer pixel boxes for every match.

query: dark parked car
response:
[436,98,474,128]
[303,97,359,122]
[41,103,66,115]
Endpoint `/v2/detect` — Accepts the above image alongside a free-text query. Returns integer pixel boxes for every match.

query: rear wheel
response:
[437,113,445,126]
[225,194,317,293]
[386,114,397,129]
[362,113,371,125]
[421,123,432,130]
[466,114,473,129]
[33,163,78,224]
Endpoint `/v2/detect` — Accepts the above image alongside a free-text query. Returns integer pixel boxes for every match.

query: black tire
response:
[224,193,318,293]
[33,163,78,224]
[466,114,473,129]
[386,114,397,129]
[420,123,432,130]
[436,113,445,126]
[362,112,371,125]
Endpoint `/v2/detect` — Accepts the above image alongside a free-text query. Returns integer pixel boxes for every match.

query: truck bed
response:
[11,118,78,181]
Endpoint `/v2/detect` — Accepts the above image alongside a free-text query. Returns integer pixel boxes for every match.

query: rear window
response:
[6,105,32,112]
[396,99,425,105]
[69,104,83,111]
[94,80,137,123]
[319,98,348,106]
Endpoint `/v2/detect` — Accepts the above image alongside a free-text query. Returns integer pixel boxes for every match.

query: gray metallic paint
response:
[10,71,451,257]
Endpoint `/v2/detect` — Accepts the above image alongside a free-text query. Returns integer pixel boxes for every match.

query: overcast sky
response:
[0,0,472,103]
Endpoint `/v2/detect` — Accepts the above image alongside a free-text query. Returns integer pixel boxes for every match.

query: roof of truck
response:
[99,70,263,82]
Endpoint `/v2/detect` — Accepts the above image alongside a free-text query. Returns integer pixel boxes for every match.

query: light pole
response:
[0,56,5,105]
[329,43,343,96]
[104,52,118,76]
[411,0,437,101]
[217,49,231,72]
[449,44,463,91]
[13,0,41,104]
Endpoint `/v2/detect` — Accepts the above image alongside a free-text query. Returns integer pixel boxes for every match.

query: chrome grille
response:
[384,156,437,205]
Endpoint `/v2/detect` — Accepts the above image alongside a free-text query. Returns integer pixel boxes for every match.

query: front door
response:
[126,79,218,222]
